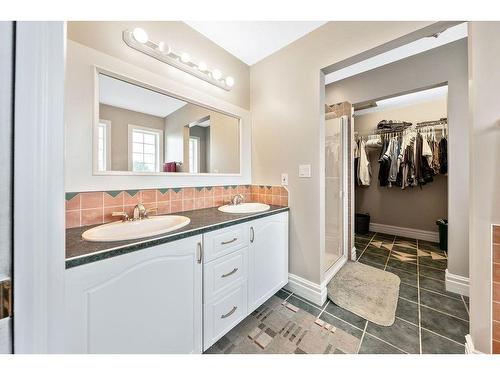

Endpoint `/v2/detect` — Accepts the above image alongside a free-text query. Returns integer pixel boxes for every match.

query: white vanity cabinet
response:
[247,212,289,311]
[202,211,288,350]
[65,235,203,354]
[65,210,289,354]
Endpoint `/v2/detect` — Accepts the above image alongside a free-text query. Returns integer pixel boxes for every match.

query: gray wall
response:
[354,99,448,232]
[468,21,500,354]
[326,39,469,279]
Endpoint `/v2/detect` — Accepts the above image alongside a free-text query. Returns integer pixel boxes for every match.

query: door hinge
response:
[0,279,12,319]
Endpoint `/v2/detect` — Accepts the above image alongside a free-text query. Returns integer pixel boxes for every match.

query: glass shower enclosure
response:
[324,115,348,271]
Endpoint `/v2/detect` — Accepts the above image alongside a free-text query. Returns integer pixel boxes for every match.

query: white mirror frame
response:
[93,66,243,178]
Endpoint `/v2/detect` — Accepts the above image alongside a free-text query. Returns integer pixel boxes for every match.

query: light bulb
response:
[181,52,191,63]
[212,69,222,80]
[198,61,207,72]
[157,41,170,54]
[225,76,235,87]
[132,27,148,44]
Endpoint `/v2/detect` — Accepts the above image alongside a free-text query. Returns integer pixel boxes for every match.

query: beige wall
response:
[164,103,239,174]
[468,21,500,354]
[68,21,250,110]
[354,99,448,232]
[326,39,469,280]
[99,104,165,171]
[251,21,434,285]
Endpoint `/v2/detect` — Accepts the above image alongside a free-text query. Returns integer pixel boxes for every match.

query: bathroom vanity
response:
[64,206,289,353]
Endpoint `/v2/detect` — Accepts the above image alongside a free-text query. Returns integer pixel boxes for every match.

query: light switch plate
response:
[299,164,311,178]
[281,173,288,186]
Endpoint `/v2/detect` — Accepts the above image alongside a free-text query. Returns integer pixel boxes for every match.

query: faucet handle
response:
[112,211,129,222]
[144,207,158,218]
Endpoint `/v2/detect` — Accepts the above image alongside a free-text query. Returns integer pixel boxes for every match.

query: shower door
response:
[324,115,348,271]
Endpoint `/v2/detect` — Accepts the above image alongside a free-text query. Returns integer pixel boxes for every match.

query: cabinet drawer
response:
[203,223,248,262]
[203,282,247,351]
[204,248,247,302]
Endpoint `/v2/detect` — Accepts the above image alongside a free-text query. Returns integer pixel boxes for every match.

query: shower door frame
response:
[323,115,349,282]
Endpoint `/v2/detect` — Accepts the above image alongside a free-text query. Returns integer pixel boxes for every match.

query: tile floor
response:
[206,232,469,354]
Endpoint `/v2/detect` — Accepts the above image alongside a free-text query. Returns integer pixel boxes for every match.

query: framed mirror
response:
[94,70,241,176]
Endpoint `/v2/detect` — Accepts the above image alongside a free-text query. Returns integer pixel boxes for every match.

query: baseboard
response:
[287,256,348,307]
[369,222,439,242]
[445,269,470,297]
[351,246,357,261]
[286,273,324,306]
[465,334,484,354]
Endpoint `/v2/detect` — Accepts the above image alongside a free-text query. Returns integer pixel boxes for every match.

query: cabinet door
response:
[248,212,289,311]
[65,235,202,354]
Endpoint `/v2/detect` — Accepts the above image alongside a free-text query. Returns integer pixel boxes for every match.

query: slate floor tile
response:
[324,302,367,329]
[421,329,465,354]
[418,257,447,270]
[399,283,418,302]
[359,251,388,266]
[386,266,418,286]
[357,258,386,270]
[419,289,469,320]
[274,289,291,301]
[395,298,419,325]
[366,318,420,354]
[363,245,391,258]
[419,265,445,280]
[420,306,469,343]
[319,312,364,339]
[419,276,462,299]
[387,258,417,274]
[358,334,405,354]
[286,295,322,317]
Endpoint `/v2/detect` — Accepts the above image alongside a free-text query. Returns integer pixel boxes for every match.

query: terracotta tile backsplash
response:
[494,225,500,354]
[65,185,289,229]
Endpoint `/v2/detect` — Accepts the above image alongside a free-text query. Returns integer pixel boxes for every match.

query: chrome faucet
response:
[133,203,147,220]
[231,194,244,205]
[112,204,157,222]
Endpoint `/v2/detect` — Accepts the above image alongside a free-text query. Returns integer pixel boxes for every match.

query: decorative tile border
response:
[493,225,500,354]
[65,185,288,229]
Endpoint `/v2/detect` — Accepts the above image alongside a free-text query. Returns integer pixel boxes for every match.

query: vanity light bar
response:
[123,28,234,91]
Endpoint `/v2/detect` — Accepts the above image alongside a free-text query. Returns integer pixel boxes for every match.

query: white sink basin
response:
[218,203,270,214]
[82,215,191,242]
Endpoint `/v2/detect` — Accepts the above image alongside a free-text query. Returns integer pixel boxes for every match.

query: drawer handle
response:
[221,237,238,245]
[221,306,237,319]
[221,267,238,278]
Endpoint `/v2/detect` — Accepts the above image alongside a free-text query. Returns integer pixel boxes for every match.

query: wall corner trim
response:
[445,269,470,297]
[465,334,484,354]
[369,222,439,242]
[286,256,348,307]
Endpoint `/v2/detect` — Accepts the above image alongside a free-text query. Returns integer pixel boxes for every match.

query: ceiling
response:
[326,22,468,85]
[99,74,187,118]
[184,21,327,65]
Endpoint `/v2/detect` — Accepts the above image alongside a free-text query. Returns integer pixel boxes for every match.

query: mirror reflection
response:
[96,73,240,174]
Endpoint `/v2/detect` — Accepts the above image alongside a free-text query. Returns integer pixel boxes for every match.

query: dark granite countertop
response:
[66,205,289,269]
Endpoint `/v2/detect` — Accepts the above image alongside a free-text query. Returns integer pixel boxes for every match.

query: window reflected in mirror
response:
[96,73,240,175]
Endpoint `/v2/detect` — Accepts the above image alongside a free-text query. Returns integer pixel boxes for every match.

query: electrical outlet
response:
[281,173,288,186]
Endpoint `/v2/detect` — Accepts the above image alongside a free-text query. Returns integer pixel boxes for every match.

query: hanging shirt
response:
[358,139,371,186]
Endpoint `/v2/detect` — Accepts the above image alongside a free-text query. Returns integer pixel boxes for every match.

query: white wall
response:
[65,40,251,192]
[326,39,469,279]
[468,21,500,354]
[251,21,434,285]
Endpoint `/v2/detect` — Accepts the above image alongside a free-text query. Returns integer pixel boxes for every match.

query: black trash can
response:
[436,219,448,251]
[355,213,370,234]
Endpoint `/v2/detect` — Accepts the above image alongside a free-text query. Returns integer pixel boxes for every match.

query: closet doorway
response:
[324,111,349,272]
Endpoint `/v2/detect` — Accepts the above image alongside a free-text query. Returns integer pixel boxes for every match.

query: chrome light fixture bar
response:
[123,28,234,91]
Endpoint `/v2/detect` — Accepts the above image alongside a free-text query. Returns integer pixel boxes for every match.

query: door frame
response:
[13,21,66,353]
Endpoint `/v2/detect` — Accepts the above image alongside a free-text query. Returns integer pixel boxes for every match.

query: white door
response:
[65,235,203,354]
[0,21,14,354]
[248,212,289,311]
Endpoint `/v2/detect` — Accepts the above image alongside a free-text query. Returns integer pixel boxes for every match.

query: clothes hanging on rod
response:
[355,119,448,188]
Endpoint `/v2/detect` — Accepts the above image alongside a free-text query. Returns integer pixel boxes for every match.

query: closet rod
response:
[415,118,448,128]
